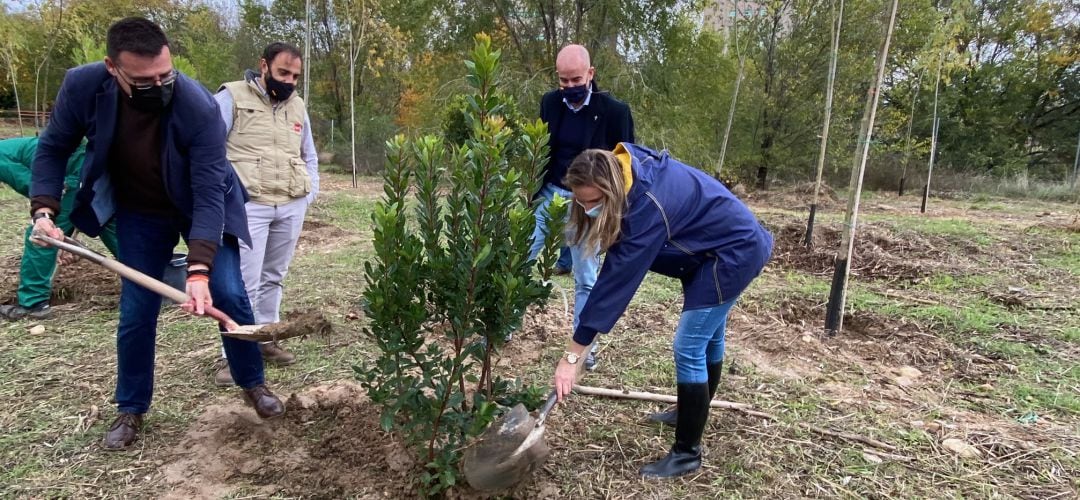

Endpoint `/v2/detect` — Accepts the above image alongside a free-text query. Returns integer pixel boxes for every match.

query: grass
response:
[932,171,1080,203]
[0,173,1077,498]
[891,216,995,246]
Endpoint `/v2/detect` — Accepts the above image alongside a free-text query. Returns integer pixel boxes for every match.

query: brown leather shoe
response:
[259,342,296,366]
[102,412,143,451]
[242,384,285,419]
[213,358,234,387]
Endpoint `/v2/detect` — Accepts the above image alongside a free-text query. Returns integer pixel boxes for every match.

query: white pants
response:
[239,198,308,325]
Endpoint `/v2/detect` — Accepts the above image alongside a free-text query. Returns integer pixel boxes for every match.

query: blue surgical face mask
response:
[577,200,603,219]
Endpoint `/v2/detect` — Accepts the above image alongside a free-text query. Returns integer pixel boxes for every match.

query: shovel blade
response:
[462,403,551,491]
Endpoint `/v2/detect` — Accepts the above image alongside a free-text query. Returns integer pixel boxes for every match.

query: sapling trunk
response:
[899,70,923,196]
[716,13,752,179]
[807,0,844,246]
[825,0,899,335]
[922,56,942,215]
[1072,129,1080,189]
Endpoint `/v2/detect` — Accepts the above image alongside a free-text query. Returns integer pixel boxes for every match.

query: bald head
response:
[557,44,591,69]
[555,44,595,101]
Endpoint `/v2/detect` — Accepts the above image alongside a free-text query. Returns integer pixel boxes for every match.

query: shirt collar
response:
[562,88,593,113]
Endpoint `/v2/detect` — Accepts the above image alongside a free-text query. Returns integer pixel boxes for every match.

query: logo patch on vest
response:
[293,122,303,134]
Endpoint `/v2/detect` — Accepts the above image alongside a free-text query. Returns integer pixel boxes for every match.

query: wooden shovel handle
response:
[34,234,240,331]
[572,384,752,410]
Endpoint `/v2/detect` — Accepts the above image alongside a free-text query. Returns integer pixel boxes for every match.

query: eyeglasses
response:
[115,65,177,90]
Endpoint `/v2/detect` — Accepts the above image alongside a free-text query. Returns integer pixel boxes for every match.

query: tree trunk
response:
[715,50,745,179]
[806,0,844,247]
[1071,129,1079,189]
[824,0,899,335]
[4,51,25,135]
[303,0,311,100]
[32,0,63,130]
[921,55,943,214]
[491,0,532,73]
[756,9,784,192]
[898,70,922,196]
[318,2,345,122]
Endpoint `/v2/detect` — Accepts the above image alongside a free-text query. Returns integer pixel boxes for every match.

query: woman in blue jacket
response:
[551,143,773,478]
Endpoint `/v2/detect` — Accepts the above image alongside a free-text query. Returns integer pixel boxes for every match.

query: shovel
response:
[462,390,559,491]
[32,233,303,341]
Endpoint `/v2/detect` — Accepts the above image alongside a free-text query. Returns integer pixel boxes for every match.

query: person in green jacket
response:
[0,136,119,320]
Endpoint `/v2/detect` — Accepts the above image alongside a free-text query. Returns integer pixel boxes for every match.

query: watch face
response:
[566,352,579,364]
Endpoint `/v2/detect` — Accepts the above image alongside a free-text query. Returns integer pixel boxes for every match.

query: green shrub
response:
[357,33,566,496]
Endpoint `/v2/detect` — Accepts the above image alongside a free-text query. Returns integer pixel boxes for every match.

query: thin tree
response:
[32,0,64,129]
[1072,128,1079,189]
[824,0,899,335]
[898,70,923,196]
[804,0,844,246]
[1,42,25,135]
[715,10,756,179]
[345,0,367,189]
[303,0,311,100]
[921,54,943,214]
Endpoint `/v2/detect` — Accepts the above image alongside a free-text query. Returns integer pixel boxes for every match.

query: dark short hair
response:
[262,42,302,65]
[106,17,169,60]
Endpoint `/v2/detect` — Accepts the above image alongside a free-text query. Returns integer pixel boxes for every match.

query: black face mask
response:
[264,73,295,101]
[560,83,590,104]
[127,81,174,113]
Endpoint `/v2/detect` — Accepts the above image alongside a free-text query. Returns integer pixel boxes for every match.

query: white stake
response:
[824,0,900,335]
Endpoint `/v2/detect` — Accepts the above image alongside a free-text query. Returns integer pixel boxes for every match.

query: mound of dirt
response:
[297,218,355,250]
[0,254,120,308]
[742,182,840,208]
[158,380,561,499]
[734,297,1005,386]
[765,218,960,282]
[160,381,418,498]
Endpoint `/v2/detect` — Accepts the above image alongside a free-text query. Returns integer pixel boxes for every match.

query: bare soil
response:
[0,254,122,308]
[159,381,419,498]
[766,217,965,282]
[158,380,565,499]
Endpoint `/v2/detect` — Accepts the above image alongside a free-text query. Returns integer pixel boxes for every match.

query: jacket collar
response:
[245,68,295,106]
[621,143,665,204]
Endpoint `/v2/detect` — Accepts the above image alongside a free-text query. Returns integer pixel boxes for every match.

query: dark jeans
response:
[114,209,263,414]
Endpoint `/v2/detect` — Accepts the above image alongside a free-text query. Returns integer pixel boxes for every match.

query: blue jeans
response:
[528,183,600,331]
[556,247,572,271]
[114,209,264,414]
[673,297,739,384]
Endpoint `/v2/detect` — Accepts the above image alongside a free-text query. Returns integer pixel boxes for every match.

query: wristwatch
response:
[564,351,580,364]
[31,211,53,223]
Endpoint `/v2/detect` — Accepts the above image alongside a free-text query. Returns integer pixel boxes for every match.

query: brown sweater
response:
[106,94,215,267]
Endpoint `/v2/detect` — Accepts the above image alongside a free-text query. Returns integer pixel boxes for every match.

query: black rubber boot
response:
[648,362,723,426]
[640,382,710,478]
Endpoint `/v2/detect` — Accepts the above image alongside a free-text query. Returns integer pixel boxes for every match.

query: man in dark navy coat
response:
[30,17,284,450]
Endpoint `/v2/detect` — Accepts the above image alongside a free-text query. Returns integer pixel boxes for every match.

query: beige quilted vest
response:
[221,79,309,205]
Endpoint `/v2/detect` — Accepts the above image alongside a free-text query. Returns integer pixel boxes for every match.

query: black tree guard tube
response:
[804,203,818,247]
[824,257,849,335]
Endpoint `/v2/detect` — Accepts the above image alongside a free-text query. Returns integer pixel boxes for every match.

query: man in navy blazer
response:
[30,17,284,450]
[529,44,634,370]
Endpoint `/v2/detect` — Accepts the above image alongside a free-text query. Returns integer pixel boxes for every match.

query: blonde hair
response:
[563,149,627,254]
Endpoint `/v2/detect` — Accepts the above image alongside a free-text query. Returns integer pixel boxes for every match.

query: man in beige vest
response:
[212,42,319,384]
